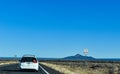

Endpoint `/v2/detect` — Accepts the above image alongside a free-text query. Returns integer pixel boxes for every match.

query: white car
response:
[19,55,39,71]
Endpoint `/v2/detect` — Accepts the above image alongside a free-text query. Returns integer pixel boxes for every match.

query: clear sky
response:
[0,0,120,58]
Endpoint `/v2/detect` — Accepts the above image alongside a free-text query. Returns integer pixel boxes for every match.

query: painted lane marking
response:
[39,65,50,74]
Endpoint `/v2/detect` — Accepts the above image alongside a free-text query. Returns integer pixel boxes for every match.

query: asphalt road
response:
[0,64,62,74]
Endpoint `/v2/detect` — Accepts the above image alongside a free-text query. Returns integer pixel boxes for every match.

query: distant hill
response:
[63,54,95,60]
[1,56,120,62]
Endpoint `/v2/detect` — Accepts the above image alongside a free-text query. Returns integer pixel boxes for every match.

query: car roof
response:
[22,55,35,58]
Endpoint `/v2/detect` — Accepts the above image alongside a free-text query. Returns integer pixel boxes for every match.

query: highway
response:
[0,64,61,74]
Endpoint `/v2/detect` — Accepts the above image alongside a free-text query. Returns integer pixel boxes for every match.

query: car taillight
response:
[33,60,37,63]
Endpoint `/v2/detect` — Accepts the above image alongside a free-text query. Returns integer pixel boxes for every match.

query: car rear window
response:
[21,57,37,62]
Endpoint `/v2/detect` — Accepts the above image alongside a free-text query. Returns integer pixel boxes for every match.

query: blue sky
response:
[0,0,120,58]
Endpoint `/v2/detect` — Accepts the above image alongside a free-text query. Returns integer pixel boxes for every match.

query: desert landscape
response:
[0,61,17,66]
[40,60,120,74]
[0,0,120,74]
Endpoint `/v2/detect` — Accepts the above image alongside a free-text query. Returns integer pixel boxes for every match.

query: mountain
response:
[63,54,95,60]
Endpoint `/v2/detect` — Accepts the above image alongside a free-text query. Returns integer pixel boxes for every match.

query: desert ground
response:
[40,60,120,74]
[1,60,120,74]
[0,61,17,66]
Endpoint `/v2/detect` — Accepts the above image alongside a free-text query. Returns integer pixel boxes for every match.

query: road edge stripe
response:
[39,65,50,74]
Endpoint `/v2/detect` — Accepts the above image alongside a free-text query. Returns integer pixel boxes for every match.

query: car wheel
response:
[35,70,38,72]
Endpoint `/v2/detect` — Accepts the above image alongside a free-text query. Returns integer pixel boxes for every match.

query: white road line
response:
[39,65,50,74]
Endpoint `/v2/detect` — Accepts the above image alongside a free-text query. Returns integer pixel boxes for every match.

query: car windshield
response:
[21,57,37,62]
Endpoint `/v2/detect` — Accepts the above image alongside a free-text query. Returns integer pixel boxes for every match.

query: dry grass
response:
[40,61,120,74]
[0,61,18,66]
